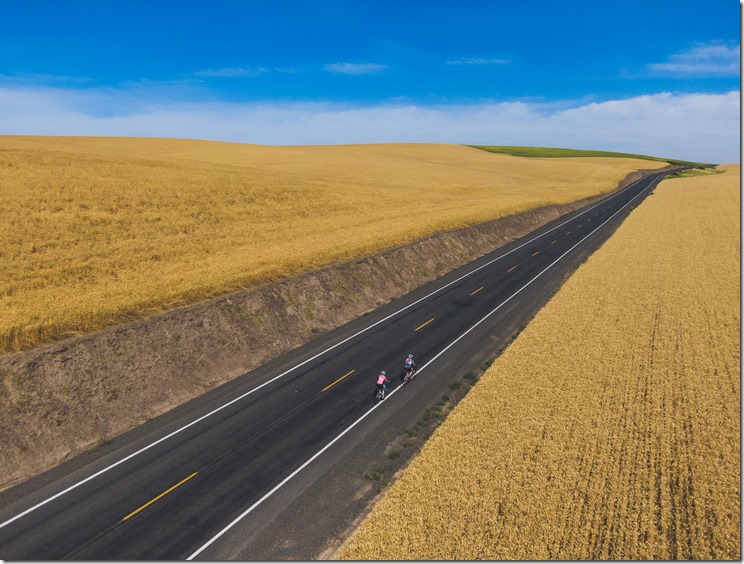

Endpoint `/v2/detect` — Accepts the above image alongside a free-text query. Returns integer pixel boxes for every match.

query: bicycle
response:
[401,366,416,386]
[374,383,388,402]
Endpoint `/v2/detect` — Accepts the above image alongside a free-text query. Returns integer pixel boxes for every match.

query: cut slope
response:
[338,165,740,560]
[1,137,665,354]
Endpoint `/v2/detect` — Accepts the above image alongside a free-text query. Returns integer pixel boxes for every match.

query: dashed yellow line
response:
[470,286,484,296]
[551,240,557,245]
[507,266,517,273]
[122,472,198,522]
[322,369,356,392]
[415,317,435,332]
[532,251,540,256]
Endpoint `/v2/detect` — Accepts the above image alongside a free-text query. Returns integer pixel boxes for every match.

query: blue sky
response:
[0,0,740,162]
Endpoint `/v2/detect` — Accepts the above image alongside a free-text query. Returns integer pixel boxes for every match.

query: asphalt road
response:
[0,168,679,560]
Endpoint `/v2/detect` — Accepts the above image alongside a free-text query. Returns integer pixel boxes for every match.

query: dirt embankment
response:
[0,169,666,491]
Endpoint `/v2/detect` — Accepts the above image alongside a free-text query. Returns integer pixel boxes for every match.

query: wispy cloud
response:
[0,82,737,164]
[0,72,93,86]
[647,41,740,77]
[323,62,388,75]
[193,67,267,78]
[446,57,510,66]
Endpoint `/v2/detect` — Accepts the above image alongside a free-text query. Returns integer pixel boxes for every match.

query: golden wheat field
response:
[0,136,664,355]
[338,164,740,560]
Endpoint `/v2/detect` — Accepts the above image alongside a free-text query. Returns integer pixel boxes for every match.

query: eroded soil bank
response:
[0,169,663,491]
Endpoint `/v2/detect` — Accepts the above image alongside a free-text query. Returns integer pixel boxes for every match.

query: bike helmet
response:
[381,370,386,375]
[407,354,413,358]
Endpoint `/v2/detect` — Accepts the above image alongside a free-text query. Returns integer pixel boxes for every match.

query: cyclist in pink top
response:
[376,371,390,399]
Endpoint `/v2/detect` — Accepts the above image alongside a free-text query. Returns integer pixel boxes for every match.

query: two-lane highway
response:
[0,167,679,559]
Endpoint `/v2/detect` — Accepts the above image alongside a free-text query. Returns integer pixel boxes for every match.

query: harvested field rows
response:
[0,137,663,354]
[338,165,740,560]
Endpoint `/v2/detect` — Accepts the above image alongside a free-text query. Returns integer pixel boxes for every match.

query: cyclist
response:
[403,354,417,380]
[376,370,390,400]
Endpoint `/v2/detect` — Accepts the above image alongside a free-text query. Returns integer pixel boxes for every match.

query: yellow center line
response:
[415,317,435,332]
[507,266,516,272]
[551,240,557,245]
[566,231,571,234]
[321,369,355,393]
[532,251,540,256]
[122,472,198,522]
[470,286,484,296]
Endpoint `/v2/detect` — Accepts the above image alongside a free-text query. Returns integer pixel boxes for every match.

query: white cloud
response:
[0,84,738,164]
[647,41,740,77]
[446,57,510,66]
[0,72,92,86]
[193,67,267,78]
[323,62,388,75]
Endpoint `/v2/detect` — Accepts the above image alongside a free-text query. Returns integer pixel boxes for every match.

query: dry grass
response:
[338,165,740,560]
[0,136,664,354]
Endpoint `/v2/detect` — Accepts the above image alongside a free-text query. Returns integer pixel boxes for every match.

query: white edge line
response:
[0,172,662,532]
[186,175,657,559]
[187,388,394,559]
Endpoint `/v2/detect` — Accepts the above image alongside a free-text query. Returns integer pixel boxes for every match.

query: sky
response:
[0,0,740,163]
